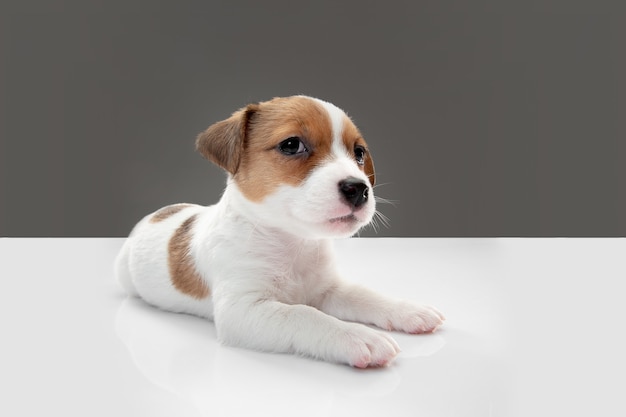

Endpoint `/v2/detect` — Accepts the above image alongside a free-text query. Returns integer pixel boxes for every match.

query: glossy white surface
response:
[0,238,624,416]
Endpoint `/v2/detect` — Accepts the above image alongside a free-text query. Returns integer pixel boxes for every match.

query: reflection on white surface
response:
[114,294,505,417]
[1,238,624,417]
[115,298,404,416]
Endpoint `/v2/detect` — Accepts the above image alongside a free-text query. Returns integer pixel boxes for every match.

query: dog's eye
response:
[354,145,366,165]
[278,137,308,155]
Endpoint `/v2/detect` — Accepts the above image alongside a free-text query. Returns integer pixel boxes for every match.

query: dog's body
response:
[115,96,444,367]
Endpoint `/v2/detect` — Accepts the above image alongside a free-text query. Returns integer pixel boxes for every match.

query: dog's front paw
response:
[333,324,400,368]
[384,302,446,334]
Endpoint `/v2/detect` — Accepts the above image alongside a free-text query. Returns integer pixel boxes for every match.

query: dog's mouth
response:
[328,214,358,224]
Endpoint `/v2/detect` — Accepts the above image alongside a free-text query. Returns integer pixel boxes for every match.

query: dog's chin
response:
[275,212,369,240]
[272,210,369,239]
[324,215,363,237]
[310,211,371,238]
[299,203,375,238]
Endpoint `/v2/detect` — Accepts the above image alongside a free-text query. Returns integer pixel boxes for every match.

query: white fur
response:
[115,96,444,368]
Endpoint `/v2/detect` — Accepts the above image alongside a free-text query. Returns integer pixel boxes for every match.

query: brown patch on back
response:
[342,115,375,186]
[168,214,210,299]
[150,203,195,223]
[234,97,334,201]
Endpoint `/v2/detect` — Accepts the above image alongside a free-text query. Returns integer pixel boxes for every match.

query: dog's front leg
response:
[214,298,400,368]
[318,282,445,334]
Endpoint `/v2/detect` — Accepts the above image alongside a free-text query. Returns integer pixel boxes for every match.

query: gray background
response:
[1,1,625,237]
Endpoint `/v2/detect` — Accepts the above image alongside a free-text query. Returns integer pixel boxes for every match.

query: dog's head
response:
[196,96,376,239]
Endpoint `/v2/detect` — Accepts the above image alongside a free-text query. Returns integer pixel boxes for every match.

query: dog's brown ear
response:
[364,150,375,187]
[196,104,259,174]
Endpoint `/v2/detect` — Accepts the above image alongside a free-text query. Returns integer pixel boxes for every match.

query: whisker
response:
[374,196,399,207]
[361,208,391,235]
[372,182,393,189]
[368,215,379,234]
[374,210,391,229]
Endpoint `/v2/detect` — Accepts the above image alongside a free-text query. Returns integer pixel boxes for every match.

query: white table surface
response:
[1,238,624,417]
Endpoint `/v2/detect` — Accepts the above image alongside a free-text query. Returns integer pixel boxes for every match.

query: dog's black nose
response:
[339,177,369,208]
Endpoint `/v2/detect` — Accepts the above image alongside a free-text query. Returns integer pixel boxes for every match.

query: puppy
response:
[115,96,444,368]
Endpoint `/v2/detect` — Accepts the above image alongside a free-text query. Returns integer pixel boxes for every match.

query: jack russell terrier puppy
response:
[115,95,445,368]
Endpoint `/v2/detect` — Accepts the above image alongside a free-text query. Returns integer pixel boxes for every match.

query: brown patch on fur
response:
[168,214,210,299]
[342,115,375,186]
[234,97,334,201]
[150,203,195,223]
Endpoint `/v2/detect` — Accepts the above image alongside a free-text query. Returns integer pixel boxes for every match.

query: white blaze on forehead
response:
[308,97,351,159]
